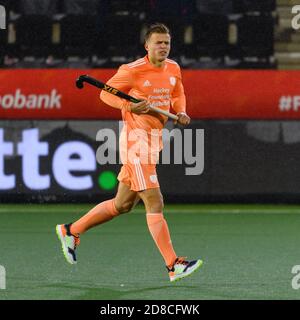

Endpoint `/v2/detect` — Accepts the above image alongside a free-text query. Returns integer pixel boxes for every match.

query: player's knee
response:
[115,200,135,214]
[147,193,164,212]
[152,201,164,212]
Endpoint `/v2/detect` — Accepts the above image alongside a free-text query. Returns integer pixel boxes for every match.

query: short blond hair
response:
[145,23,170,43]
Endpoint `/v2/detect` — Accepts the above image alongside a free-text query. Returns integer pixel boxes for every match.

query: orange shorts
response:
[117,158,160,192]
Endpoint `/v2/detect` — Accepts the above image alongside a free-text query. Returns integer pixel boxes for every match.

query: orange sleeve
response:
[100,65,133,110]
[171,67,186,114]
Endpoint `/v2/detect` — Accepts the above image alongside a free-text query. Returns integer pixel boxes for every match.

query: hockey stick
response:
[76,74,178,120]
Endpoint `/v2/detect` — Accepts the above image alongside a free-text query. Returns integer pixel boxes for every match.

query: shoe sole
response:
[55,225,77,265]
[170,259,203,282]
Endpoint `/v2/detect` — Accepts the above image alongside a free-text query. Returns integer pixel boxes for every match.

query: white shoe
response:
[167,257,203,282]
[55,224,80,265]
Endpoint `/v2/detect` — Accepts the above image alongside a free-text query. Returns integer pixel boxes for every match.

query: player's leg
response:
[56,182,139,264]
[138,187,177,266]
[138,187,203,282]
[69,182,139,236]
[114,182,140,214]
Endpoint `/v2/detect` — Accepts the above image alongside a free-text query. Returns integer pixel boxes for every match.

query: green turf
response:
[0,203,300,300]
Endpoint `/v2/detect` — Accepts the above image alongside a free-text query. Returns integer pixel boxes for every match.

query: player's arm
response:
[100,66,149,114]
[171,70,190,126]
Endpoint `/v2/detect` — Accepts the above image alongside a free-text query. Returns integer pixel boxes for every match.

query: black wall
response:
[1,120,300,203]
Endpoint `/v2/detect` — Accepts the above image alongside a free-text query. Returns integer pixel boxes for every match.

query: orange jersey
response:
[100,55,186,166]
[100,55,186,131]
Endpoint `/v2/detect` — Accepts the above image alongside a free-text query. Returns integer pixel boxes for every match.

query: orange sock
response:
[70,199,119,236]
[146,213,177,268]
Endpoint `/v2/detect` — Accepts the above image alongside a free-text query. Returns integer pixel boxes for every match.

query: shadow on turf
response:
[45,283,199,300]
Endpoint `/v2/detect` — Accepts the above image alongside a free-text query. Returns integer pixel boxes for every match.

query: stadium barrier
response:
[0,70,300,119]
[1,69,300,202]
[1,120,300,203]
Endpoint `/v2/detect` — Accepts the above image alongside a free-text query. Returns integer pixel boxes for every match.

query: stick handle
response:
[148,106,178,120]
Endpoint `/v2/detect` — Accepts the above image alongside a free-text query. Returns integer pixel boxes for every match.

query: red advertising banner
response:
[0,69,119,120]
[0,69,300,119]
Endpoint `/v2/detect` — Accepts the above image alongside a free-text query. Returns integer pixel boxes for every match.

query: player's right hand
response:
[129,100,150,114]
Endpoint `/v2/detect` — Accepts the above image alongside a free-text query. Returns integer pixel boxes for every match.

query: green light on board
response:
[98,171,118,190]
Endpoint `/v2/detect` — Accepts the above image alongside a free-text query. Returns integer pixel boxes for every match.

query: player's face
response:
[145,33,171,63]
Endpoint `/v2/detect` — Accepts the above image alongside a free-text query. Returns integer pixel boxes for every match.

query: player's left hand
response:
[175,112,191,126]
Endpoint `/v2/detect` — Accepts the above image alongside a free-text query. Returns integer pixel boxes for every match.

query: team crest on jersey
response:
[150,175,158,183]
[169,77,176,86]
[143,80,152,87]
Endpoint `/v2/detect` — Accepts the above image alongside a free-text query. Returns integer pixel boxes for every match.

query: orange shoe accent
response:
[61,224,80,247]
[146,213,177,267]
[74,236,80,248]
[70,199,119,235]
[167,256,188,270]
[175,256,188,265]
[61,225,67,237]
